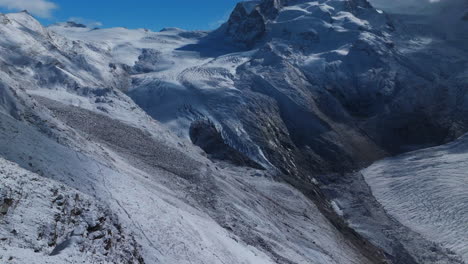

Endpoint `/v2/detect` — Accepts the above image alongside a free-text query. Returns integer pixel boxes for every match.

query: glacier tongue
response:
[362,135,468,262]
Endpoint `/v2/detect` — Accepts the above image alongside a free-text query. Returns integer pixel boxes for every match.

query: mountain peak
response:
[3,11,45,34]
[51,21,88,29]
[64,21,87,28]
[224,0,386,48]
[225,1,266,47]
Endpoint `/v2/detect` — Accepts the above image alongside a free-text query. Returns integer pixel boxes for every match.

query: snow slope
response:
[0,101,376,263]
[363,134,468,262]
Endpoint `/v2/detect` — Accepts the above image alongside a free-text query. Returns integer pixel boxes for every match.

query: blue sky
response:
[0,0,446,30]
[0,0,241,30]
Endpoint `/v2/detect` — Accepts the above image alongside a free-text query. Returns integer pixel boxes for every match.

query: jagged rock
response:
[225,2,266,47]
[189,119,264,169]
[0,158,144,263]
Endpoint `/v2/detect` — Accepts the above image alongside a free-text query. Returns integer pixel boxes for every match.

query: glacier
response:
[363,134,468,262]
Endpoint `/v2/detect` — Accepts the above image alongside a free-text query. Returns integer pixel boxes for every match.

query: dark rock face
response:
[64,21,87,28]
[0,83,21,119]
[234,60,388,177]
[226,3,266,47]
[0,198,13,216]
[133,49,164,73]
[224,0,295,47]
[189,120,264,169]
[258,0,284,19]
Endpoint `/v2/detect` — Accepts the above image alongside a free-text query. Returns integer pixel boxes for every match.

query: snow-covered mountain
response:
[0,0,467,263]
[0,8,383,264]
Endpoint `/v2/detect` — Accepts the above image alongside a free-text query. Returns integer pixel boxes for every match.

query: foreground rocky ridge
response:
[0,0,467,263]
[0,158,144,264]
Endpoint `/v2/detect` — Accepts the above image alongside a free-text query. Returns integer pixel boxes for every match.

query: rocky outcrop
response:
[0,158,144,264]
[189,119,264,169]
[225,2,266,47]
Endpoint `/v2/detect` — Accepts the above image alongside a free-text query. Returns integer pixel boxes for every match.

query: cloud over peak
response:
[0,0,57,18]
[368,0,460,14]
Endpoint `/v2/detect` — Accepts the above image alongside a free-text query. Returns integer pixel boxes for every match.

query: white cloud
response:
[0,0,57,18]
[368,0,450,14]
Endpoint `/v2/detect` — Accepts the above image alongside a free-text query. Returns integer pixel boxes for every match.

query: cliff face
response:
[226,1,266,47]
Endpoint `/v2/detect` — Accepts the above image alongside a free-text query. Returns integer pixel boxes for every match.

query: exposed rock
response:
[225,2,266,47]
[0,158,144,263]
[189,119,264,169]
